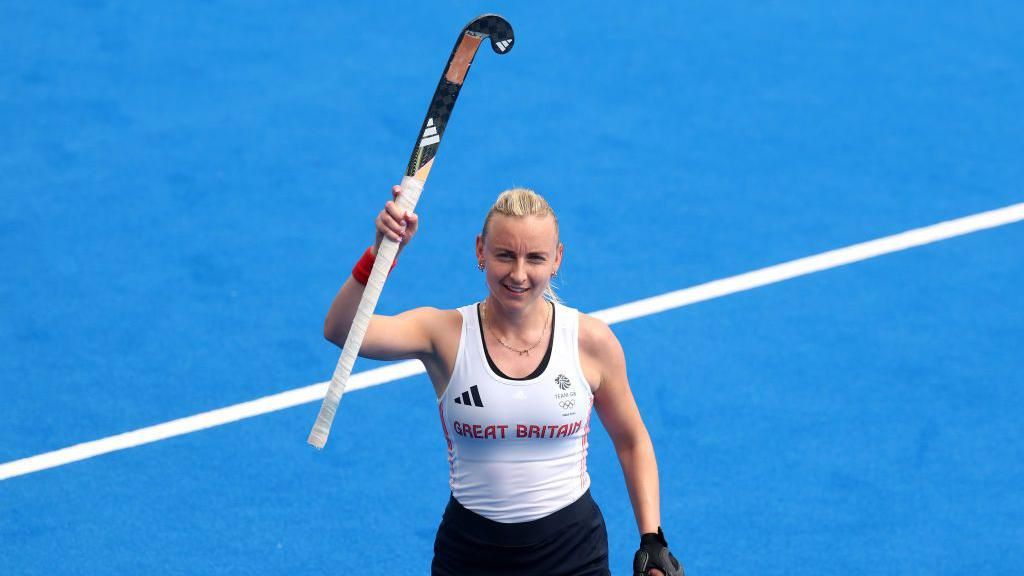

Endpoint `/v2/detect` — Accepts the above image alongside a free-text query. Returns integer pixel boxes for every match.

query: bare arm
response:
[584,315,662,535]
[584,316,670,576]
[323,185,435,361]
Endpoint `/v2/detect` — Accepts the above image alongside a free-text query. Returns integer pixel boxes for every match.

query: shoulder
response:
[358,306,463,362]
[399,306,463,335]
[387,306,463,360]
[577,311,622,387]
[581,311,618,356]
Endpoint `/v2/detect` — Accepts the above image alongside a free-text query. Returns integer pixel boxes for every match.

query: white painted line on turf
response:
[0,361,425,481]
[593,202,1024,324]
[2,202,1022,481]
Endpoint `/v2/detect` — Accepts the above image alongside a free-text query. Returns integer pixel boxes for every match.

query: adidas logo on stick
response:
[419,118,440,148]
[453,385,485,407]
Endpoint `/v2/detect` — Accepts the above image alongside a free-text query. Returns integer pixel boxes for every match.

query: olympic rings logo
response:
[559,400,575,409]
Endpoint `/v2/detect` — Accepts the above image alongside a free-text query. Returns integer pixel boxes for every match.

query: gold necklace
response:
[482,301,551,356]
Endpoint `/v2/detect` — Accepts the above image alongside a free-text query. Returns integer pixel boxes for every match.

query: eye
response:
[528,254,546,262]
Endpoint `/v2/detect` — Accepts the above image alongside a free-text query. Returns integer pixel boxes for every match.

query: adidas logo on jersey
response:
[453,385,485,407]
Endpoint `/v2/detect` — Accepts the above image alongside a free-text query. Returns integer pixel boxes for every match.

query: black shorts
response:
[431,489,611,576]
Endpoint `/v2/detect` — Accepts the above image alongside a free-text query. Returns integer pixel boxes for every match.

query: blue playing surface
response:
[2,2,1022,574]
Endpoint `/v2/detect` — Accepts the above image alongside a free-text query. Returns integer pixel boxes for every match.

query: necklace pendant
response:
[519,350,529,356]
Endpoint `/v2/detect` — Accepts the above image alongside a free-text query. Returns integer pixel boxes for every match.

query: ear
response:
[476,234,485,264]
[554,241,564,273]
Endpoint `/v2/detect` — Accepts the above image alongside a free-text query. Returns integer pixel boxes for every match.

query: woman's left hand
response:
[633,528,684,576]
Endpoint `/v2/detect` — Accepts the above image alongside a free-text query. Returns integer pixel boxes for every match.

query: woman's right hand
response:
[373,184,419,254]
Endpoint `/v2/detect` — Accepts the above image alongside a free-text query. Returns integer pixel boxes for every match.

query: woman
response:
[324,185,684,576]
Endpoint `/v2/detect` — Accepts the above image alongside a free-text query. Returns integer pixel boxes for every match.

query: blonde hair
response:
[481,188,562,303]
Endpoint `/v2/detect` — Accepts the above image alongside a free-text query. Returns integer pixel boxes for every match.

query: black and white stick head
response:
[404,14,514,178]
[465,14,515,54]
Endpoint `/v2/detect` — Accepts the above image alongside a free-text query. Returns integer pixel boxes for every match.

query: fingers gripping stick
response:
[307,15,513,449]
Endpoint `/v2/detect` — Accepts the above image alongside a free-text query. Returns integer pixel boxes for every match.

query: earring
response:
[552,270,559,278]
[478,262,485,271]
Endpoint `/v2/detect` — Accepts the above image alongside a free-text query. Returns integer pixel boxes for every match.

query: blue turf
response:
[2,1,1022,574]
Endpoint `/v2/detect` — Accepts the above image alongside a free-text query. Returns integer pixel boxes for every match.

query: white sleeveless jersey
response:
[437,301,595,523]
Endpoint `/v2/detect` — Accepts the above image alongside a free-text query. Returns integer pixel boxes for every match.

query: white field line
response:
[2,202,1023,481]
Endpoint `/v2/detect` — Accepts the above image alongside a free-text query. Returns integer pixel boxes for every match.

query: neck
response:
[483,296,549,334]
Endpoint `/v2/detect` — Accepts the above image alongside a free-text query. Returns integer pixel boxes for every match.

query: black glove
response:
[632,527,684,576]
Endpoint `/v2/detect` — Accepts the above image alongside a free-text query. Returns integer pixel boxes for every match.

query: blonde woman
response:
[324,185,683,576]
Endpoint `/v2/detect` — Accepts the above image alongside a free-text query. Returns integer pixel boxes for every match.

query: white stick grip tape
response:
[307,177,425,449]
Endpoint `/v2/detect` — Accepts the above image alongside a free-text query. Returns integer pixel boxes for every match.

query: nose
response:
[510,258,528,283]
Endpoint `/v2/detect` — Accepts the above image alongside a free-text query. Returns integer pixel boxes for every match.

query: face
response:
[476,214,563,311]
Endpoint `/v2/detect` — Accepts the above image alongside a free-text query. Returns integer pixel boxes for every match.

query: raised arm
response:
[323,184,435,361]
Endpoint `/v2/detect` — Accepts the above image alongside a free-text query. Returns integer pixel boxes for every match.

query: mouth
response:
[503,283,529,296]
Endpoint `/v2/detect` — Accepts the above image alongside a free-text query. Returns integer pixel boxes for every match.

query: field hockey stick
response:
[308,14,515,449]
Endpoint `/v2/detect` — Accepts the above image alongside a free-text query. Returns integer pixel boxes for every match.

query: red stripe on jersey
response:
[438,403,455,489]
[579,397,593,488]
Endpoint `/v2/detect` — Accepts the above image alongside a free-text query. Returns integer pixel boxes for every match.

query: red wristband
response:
[352,247,398,285]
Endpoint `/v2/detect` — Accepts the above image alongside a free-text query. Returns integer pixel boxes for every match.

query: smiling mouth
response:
[504,284,529,294]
